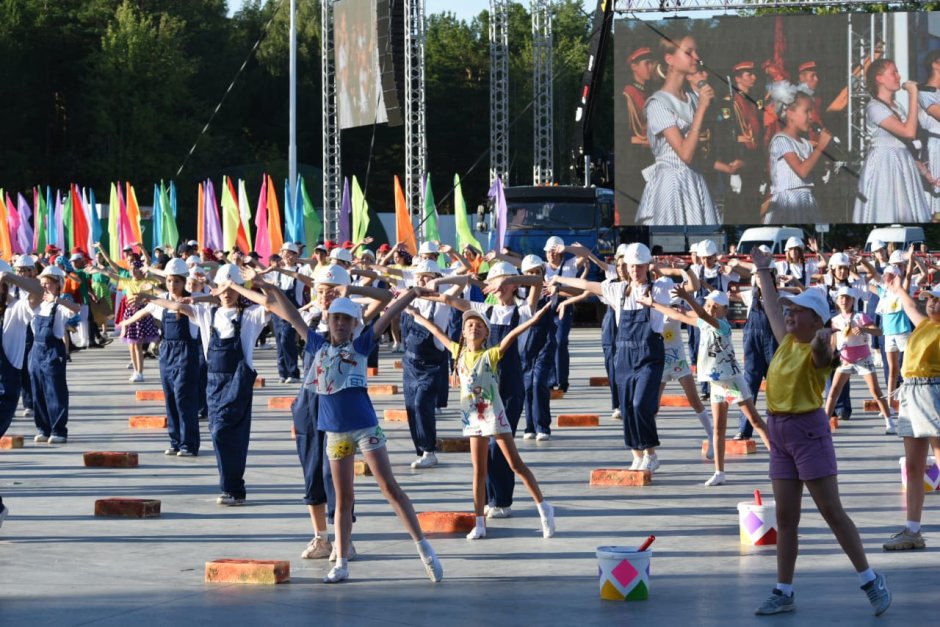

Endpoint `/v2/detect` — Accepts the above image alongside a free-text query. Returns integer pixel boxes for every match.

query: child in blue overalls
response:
[0,262,42,437]
[29,265,81,444]
[12,255,38,418]
[519,254,558,441]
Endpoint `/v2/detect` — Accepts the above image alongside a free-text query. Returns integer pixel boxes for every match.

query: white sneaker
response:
[486,506,512,519]
[704,471,726,486]
[20,408,31,417]
[638,453,659,472]
[466,525,486,540]
[164,448,179,456]
[126,362,134,370]
[48,435,67,444]
[329,542,357,562]
[629,456,642,471]
[323,565,349,583]
[410,451,439,469]
[301,536,332,559]
[422,553,444,583]
[535,433,551,442]
[539,502,556,538]
[523,433,536,440]
[34,434,49,443]
[611,408,622,421]
[284,377,298,384]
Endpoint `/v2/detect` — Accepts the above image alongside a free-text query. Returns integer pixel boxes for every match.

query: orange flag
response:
[0,192,11,260]
[125,182,144,244]
[265,174,284,253]
[394,175,416,255]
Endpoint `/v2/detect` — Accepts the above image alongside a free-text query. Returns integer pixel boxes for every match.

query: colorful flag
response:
[125,183,143,245]
[394,175,416,255]
[160,181,179,250]
[221,175,241,253]
[237,179,252,249]
[351,175,370,244]
[300,175,322,248]
[339,177,351,242]
[453,174,483,254]
[152,184,163,251]
[0,191,11,260]
[4,193,21,255]
[266,174,284,253]
[488,176,508,250]
[423,174,440,243]
[70,184,90,254]
[87,187,101,251]
[253,175,271,263]
[16,193,33,254]
[32,187,47,252]
[284,178,301,245]
[197,182,205,249]
[108,183,120,259]
[203,179,223,251]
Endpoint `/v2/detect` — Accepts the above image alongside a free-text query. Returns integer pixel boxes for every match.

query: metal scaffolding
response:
[404,0,428,230]
[846,12,889,155]
[321,0,342,242]
[489,0,510,186]
[532,0,554,185]
[615,0,893,12]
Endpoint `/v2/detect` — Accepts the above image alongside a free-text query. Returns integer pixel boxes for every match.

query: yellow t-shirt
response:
[902,319,940,378]
[450,342,502,371]
[118,277,157,297]
[766,334,830,414]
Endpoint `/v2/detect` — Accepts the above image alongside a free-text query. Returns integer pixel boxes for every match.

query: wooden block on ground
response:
[354,459,372,476]
[384,409,408,422]
[367,367,379,377]
[864,399,899,412]
[417,511,476,534]
[557,414,599,427]
[0,435,24,449]
[436,437,471,453]
[369,384,398,395]
[254,377,265,388]
[94,498,161,518]
[660,395,691,408]
[702,438,757,455]
[290,425,297,440]
[135,390,165,402]
[129,415,167,429]
[590,469,652,487]
[550,389,565,400]
[589,376,609,387]
[84,452,139,468]
[204,559,290,585]
[393,360,403,369]
[268,397,294,410]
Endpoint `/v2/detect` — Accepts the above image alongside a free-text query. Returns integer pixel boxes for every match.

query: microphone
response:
[902,80,918,91]
[811,122,841,145]
[697,80,707,89]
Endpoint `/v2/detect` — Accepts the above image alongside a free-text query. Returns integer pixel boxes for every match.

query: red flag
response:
[70,184,90,254]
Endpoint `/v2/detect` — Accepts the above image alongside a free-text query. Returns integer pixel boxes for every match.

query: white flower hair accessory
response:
[768,80,799,119]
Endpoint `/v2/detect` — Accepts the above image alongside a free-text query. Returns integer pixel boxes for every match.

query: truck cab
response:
[736,227,806,255]
[865,225,926,252]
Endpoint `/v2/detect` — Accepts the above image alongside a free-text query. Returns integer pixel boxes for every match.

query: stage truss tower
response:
[532,0,555,185]
[490,0,510,186]
[321,0,341,242]
[405,0,428,233]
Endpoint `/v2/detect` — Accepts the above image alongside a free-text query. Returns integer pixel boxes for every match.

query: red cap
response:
[325,240,338,251]
[732,61,755,73]
[627,47,652,64]
[378,243,392,252]
[45,244,60,253]
[341,240,354,250]
[798,60,817,73]
[201,247,214,256]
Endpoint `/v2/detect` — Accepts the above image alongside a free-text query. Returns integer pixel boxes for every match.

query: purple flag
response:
[16,193,34,254]
[52,191,64,249]
[339,177,351,242]
[203,179,223,251]
[488,177,508,250]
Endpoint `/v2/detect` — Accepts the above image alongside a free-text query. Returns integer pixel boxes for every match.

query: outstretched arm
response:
[498,301,553,354]
[372,287,429,338]
[751,248,787,344]
[886,272,927,327]
[404,305,453,347]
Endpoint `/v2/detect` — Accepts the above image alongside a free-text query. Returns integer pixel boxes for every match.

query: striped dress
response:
[918,90,940,216]
[853,99,932,223]
[763,133,821,225]
[635,91,719,226]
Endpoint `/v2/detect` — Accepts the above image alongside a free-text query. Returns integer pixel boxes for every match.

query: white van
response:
[736,227,805,255]
[865,225,926,252]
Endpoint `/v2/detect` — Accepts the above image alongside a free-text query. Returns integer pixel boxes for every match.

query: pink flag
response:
[117,182,135,252]
[253,175,271,264]
[5,194,22,255]
[16,193,33,254]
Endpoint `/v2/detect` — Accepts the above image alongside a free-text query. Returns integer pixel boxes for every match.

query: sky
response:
[229,1,593,22]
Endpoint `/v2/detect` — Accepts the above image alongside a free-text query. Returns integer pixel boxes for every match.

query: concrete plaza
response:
[0,328,934,626]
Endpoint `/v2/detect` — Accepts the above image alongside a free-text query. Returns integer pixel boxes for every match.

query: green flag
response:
[300,175,322,246]
[423,174,440,242]
[34,187,47,252]
[351,175,370,243]
[62,190,73,252]
[453,174,482,254]
[160,181,179,249]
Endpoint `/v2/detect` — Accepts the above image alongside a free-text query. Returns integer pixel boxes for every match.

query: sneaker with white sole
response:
[523,433,536,440]
[422,553,444,583]
[755,588,795,615]
[176,450,196,457]
[329,542,357,562]
[126,362,134,370]
[410,451,439,469]
[20,408,31,417]
[629,457,642,471]
[164,448,179,456]
[301,536,333,559]
[323,565,349,583]
[486,506,512,519]
[539,502,555,538]
[216,493,246,506]
[611,408,622,421]
[466,525,486,540]
[34,433,49,443]
[284,377,298,384]
[638,453,659,472]
[535,433,551,442]
[704,471,726,486]
[47,435,67,444]
[861,572,891,616]
[883,527,926,550]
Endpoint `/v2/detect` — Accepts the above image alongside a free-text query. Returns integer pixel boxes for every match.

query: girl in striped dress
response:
[635,34,718,226]
[853,58,932,223]
[763,83,830,224]
[918,49,940,216]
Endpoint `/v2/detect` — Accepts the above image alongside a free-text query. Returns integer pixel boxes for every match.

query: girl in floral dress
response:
[407,305,556,540]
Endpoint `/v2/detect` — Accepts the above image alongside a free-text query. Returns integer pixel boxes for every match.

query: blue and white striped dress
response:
[918,90,940,216]
[635,91,719,226]
[853,99,932,223]
[763,133,821,224]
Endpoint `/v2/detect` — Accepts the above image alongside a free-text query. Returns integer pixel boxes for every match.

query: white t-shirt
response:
[30,300,75,339]
[144,298,199,340]
[412,298,452,351]
[690,263,740,295]
[544,257,579,282]
[274,265,305,304]
[190,303,270,369]
[3,299,35,367]
[600,278,673,333]
[470,300,534,354]
[775,258,819,286]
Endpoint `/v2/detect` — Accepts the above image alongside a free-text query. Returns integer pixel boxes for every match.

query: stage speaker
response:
[376,0,405,127]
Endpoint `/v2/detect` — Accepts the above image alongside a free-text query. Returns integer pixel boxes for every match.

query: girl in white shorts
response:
[825,287,894,434]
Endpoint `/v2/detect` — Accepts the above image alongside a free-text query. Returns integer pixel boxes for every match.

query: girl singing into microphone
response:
[635,34,719,225]
[918,49,940,216]
[853,58,932,223]
[763,82,831,224]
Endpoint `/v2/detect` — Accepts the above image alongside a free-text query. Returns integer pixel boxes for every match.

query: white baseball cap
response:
[187,240,199,247]
[924,284,940,299]
[785,236,804,251]
[14,255,35,268]
[779,288,830,323]
[697,239,718,257]
[757,244,772,254]
[705,290,729,307]
[462,309,491,332]
[69,252,84,262]
[330,248,353,263]
[214,263,245,286]
[543,236,565,252]
[188,267,207,280]
[882,264,900,276]
[164,258,189,277]
[828,252,850,267]
[281,242,299,254]
[487,261,518,280]
[615,244,630,259]
[888,250,906,265]
[328,296,361,319]
[418,241,439,255]
[869,239,887,252]
[185,256,199,267]
[359,248,375,259]
[521,254,544,273]
[315,264,351,286]
[414,260,442,276]
[38,265,66,280]
[624,243,652,265]
[836,286,858,300]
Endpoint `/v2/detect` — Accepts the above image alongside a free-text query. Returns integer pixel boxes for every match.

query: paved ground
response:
[0,328,935,626]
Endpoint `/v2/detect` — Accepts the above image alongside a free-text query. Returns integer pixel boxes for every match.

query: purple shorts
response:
[767,408,838,481]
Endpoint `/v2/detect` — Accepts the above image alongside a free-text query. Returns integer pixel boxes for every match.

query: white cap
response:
[214,263,245,286]
[164,258,189,277]
[487,261,518,280]
[785,236,804,251]
[779,288,830,323]
[14,255,35,268]
[543,236,565,252]
[697,239,718,257]
[38,265,66,280]
[315,264,351,286]
[0,259,11,274]
[185,256,199,267]
[69,252,84,262]
[188,267,206,280]
[414,259,442,276]
[328,296,361,319]
[330,248,353,263]
[624,243,652,265]
[462,309,491,332]
[615,243,630,259]
[882,264,900,276]
[521,254,544,273]
[888,250,906,265]
[281,242,299,254]
[705,290,729,307]
[757,244,772,254]
[418,241,439,255]
[187,239,199,247]
[689,243,700,254]
[828,252,850,267]
[359,248,375,259]
[925,284,940,299]
[836,286,858,300]
[870,238,887,251]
